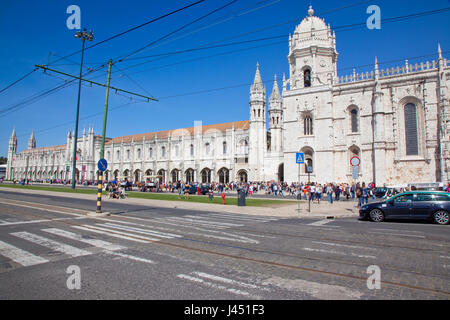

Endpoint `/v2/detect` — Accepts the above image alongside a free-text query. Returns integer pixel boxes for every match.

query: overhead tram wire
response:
[115,0,375,64]
[46,0,208,67]
[0,0,236,118]
[0,68,38,95]
[116,6,450,76]
[119,0,283,62]
[3,46,447,146]
[124,0,374,62]
[157,49,450,100]
[115,0,239,63]
[0,64,107,118]
[0,0,374,111]
[0,0,207,97]
[2,5,448,120]
[0,100,141,144]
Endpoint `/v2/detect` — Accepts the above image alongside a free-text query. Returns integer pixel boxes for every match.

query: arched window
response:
[190,144,194,156]
[404,103,419,156]
[304,116,313,136]
[223,141,227,154]
[205,143,210,155]
[240,140,248,154]
[149,147,153,158]
[201,168,211,183]
[106,151,110,160]
[301,147,314,174]
[137,148,141,159]
[304,69,311,87]
[161,146,166,158]
[351,109,359,133]
[175,145,179,157]
[116,150,120,160]
[126,150,130,160]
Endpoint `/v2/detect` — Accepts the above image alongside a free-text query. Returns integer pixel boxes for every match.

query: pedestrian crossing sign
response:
[296,153,305,164]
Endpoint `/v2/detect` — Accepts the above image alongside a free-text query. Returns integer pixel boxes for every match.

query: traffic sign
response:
[296,153,305,164]
[352,166,359,179]
[350,156,360,167]
[307,166,313,173]
[97,158,108,172]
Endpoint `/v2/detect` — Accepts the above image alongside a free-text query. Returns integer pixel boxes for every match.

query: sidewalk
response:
[1,187,360,219]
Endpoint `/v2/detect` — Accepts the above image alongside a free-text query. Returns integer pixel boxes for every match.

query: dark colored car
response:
[188,184,210,195]
[120,181,133,191]
[359,191,450,225]
[373,187,387,198]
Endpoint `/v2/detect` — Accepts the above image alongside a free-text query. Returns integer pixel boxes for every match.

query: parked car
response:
[188,184,210,195]
[120,181,133,191]
[372,187,388,198]
[359,191,450,225]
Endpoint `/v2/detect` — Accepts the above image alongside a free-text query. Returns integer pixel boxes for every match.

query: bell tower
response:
[287,6,338,89]
[7,128,18,180]
[249,63,266,181]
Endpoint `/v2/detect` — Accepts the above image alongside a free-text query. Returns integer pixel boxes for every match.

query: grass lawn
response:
[0,184,297,207]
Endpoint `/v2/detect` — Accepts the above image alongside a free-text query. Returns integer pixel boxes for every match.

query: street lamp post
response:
[71,29,93,189]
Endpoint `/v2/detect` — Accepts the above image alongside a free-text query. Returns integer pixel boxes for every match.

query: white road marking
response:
[302,247,376,259]
[162,216,244,228]
[41,228,126,251]
[0,217,87,227]
[368,232,426,238]
[96,217,259,244]
[104,251,155,264]
[372,228,423,234]
[311,241,377,251]
[152,217,228,229]
[307,219,338,227]
[72,225,158,243]
[0,200,85,217]
[177,274,259,298]
[100,223,182,239]
[202,213,278,222]
[192,272,270,291]
[0,240,49,266]
[11,232,91,257]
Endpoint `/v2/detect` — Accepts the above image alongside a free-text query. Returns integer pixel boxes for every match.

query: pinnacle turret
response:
[251,63,264,92]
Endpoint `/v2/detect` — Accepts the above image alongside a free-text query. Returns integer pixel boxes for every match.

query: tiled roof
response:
[21,145,66,154]
[106,120,249,144]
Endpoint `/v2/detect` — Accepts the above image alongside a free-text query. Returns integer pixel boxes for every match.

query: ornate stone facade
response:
[6,6,450,185]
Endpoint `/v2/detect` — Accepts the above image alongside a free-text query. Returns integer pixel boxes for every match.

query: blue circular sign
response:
[98,158,108,172]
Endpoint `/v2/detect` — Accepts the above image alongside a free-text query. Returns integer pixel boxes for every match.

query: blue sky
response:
[1,0,449,157]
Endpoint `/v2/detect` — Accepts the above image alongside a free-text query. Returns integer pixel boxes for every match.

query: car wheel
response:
[433,210,449,225]
[369,209,384,222]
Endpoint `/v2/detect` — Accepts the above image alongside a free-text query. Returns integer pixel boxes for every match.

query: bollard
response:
[222,192,226,205]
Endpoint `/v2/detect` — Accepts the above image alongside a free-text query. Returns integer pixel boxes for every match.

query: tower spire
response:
[252,62,263,90]
[270,74,281,102]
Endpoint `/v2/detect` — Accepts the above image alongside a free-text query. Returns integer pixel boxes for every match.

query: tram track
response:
[0,199,449,297]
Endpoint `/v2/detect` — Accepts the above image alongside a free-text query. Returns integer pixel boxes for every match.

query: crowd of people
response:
[134,180,383,207]
[6,177,450,207]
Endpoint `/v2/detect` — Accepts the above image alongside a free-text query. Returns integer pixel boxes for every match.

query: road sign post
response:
[296,153,305,215]
[307,166,313,212]
[96,158,108,213]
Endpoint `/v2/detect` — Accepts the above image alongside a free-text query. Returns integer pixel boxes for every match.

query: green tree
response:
[0,157,7,165]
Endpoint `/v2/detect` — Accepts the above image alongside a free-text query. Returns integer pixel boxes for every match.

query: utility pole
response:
[96,59,113,213]
[71,29,94,189]
[35,62,158,213]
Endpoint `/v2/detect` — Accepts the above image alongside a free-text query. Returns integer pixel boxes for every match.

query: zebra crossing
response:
[177,271,270,299]
[0,212,284,272]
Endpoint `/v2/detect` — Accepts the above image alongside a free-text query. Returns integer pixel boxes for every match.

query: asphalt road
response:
[0,188,448,301]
